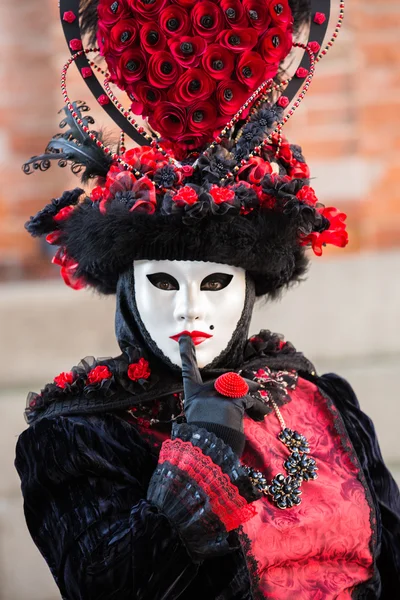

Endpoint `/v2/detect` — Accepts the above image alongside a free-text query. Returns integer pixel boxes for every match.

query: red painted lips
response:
[170,330,213,346]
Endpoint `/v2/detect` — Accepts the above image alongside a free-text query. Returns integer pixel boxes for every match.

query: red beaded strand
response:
[315,1,345,63]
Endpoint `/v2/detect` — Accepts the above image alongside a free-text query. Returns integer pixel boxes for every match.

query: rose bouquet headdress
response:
[24,0,348,297]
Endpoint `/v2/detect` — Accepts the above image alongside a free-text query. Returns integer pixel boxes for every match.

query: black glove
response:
[179,335,268,456]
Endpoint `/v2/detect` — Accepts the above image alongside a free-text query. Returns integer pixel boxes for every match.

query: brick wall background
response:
[0,1,399,281]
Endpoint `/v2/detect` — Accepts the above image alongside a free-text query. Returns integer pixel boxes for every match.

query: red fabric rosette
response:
[217,80,250,116]
[118,47,147,83]
[191,1,224,42]
[147,51,182,88]
[169,68,216,104]
[140,22,167,54]
[109,19,139,54]
[217,28,258,53]
[149,102,187,139]
[168,35,207,67]
[260,26,293,63]
[269,0,293,29]
[242,0,271,32]
[98,0,131,26]
[236,51,270,89]
[187,101,217,133]
[202,44,235,81]
[220,0,248,28]
[131,82,166,115]
[129,0,167,21]
[296,185,318,207]
[159,5,191,37]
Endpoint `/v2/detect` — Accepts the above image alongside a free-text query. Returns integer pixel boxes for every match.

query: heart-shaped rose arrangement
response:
[97,0,294,151]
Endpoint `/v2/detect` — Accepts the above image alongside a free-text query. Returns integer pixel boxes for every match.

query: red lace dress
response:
[240,376,375,599]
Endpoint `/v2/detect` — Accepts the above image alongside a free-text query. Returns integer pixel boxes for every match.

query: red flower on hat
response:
[147,51,182,88]
[118,48,147,83]
[109,19,139,54]
[314,12,326,25]
[159,5,191,37]
[259,27,292,63]
[209,185,235,204]
[296,185,318,206]
[131,0,167,20]
[220,0,248,28]
[129,177,157,214]
[131,83,166,115]
[243,0,271,32]
[217,28,258,53]
[173,186,198,206]
[217,80,249,116]
[168,36,207,67]
[98,0,131,26]
[63,11,77,24]
[54,371,74,389]
[300,207,348,256]
[191,1,224,42]
[308,41,321,54]
[277,95,289,108]
[188,101,217,132]
[238,156,273,183]
[127,358,151,381]
[202,44,235,80]
[288,160,310,179]
[140,23,167,54]
[237,51,271,89]
[269,0,293,29]
[69,39,83,51]
[169,68,216,105]
[149,102,187,139]
[87,365,112,385]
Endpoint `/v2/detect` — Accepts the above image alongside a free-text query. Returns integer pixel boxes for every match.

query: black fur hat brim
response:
[58,198,309,297]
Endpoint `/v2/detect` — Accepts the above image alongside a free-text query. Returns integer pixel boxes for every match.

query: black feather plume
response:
[22,101,113,183]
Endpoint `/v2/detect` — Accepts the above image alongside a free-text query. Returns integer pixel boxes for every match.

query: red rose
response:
[296,66,308,78]
[202,44,235,81]
[191,1,223,42]
[188,101,217,132]
[237,51,274,89]
[98,0,131,26]
[169,68,216,104]
[132,82,167,112]
[87,365,113,385]
[139,22,167,54]
[243,0,271,32]
[269,0,293,30]
[288,160,310,179]
[171,0,196,5]
[109,19,139,54]
[168,36,207,67]
[129,0,167,20]
[63,11,77,24]
[313,12,326,25]
[259,27,293,63]
[118,48,147,83]
[149,102,187,139]
[217,80,250,116]
[238,156,272,183]
[296,185,318,206]
[127,357,151,381]
[54,206,75,222]
[98,94,110,105]
[220,0,248,28]
[209,185,235,204]
[81,67,93,78]
[54,371,74,389]
[308,40,321,54]
[159,6,191,37]
[69,39,83,51]
[173,185,198,206]
[147,51,182,88]
[175,132,211,152]
[217,28,258,53]
[277,95,289,108]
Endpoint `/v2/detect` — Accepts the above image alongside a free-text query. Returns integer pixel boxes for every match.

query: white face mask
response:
[133,260,247,368]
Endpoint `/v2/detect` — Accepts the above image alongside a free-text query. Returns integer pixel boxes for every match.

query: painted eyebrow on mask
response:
[146,273,179,290]
[200,273,233,291]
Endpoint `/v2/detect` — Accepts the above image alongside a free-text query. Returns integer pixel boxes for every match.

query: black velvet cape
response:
[15,338,400,599]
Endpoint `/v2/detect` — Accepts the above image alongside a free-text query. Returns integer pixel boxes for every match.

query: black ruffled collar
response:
[25,330,315,424]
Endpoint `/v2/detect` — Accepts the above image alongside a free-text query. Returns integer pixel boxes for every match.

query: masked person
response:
[15,0,400,598]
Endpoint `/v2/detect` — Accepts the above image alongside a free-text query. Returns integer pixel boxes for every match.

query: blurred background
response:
[0,1,399,598]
